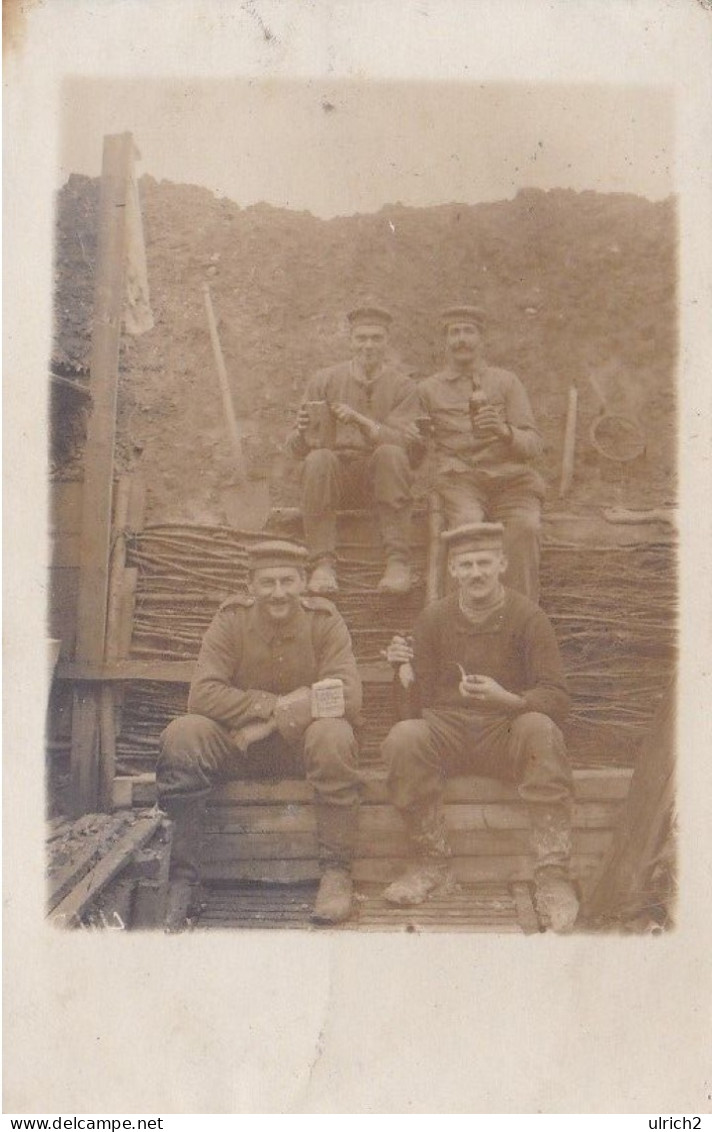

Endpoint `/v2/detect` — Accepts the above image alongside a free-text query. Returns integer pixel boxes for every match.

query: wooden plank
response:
[203,853,606,886]
[56,659,392,684]
[201,828,613,862]
[58,659,195,683]
[105,475,132,661]
[50,815,162,926]
[206,770,632,806]
[98,685,118,812]
[112,769,632,810]
[130,821,172,929]
[46,814,129,912]
[205,800,622,835]
[126,472,147,532]
[117,568,138,659]
[47,815,129,910]
[70,132,135,816]
[100,475,135,811]
[73,133,133,666]
[69,687,102,818]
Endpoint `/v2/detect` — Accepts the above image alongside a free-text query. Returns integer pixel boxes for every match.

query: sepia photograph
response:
[46,75,676,936]
[5,0,712,1116]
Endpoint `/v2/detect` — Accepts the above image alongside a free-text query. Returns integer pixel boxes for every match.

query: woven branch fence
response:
[115,522,676,774]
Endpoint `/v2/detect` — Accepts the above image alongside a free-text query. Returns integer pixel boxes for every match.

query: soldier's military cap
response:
[347,303,393,329]
[441,522,505,556]
[246,539,309,573]
[440,304,486,329]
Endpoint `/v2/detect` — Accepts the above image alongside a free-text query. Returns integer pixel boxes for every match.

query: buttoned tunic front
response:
[418,363,543,481]
[187,593,363,729]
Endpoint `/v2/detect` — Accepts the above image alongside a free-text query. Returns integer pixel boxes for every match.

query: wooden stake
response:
[426,492,445,604]
[202,282,247,481]
[70,133,134,816]
[559,384,578,498]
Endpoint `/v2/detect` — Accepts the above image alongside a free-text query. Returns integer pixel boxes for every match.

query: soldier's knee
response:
[304,448,340,477]
[305,717,356,752]
[304,718,358,773]
[511,711,561,745]
[159,714,219,757]
[381,718,430,767]
[372,443,408,470]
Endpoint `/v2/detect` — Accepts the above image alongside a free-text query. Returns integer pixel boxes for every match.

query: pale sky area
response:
[58,78,674,217]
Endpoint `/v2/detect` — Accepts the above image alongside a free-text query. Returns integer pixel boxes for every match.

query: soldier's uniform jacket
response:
[287,359,420,458]
[418,363,543,479]
[187,594,362,731]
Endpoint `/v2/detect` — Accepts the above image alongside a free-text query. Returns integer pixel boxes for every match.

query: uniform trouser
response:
[435,469,543,602]
[382,709,574,875]
[158,714,362,874]
[302,445,413,562]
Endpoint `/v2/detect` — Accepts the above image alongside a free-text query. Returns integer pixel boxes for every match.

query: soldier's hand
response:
[274,686,314,741]
[398,661,416,690]
[383,634,414,666]
[472,406,509,439]
[333,404,377,437]
[459,673,524,711]
[296,406,311,433]
[332,402,358,425]
[230,718,277,753]
[403,421,423,443]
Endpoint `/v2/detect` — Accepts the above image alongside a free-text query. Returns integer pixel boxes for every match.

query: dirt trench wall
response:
[53,175,676,524]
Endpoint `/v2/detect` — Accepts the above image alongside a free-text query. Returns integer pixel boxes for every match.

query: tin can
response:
[311,678,345,718]
[304,400,335,449]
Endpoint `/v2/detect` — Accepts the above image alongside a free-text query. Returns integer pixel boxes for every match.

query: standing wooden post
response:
[426,493,445,605]
[585,682,676,925]
[559,384,578,498]
[70,133,134,815]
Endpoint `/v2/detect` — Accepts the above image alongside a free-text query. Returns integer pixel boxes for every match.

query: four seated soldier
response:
[380,522,580,933]
[159,320,580,932]
[157,539,363,929]
[286,303,421,597]
[418,305,545,602]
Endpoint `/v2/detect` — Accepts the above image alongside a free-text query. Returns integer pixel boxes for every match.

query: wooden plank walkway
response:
[196,882,529,933]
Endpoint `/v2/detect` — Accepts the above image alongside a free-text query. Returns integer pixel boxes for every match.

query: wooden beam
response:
[56,658,394,685]
[69,133,135,815]
[49,814,161,927]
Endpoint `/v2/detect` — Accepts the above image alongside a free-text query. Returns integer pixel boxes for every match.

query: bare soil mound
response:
[53,176,676,522]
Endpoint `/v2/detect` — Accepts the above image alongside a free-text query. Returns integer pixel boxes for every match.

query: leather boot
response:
[161,796,205,932]
[312,803,358,924]
[312,868,354,924]
[383,802,457,905]
[377,558,413,595]
[308,559,339,595]
[530,804,579,933]
[533,868,580,934]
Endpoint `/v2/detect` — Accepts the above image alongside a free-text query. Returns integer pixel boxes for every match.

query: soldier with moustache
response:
[380,522,579,933]
[418,305,545,602]
[157,540,363,928]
